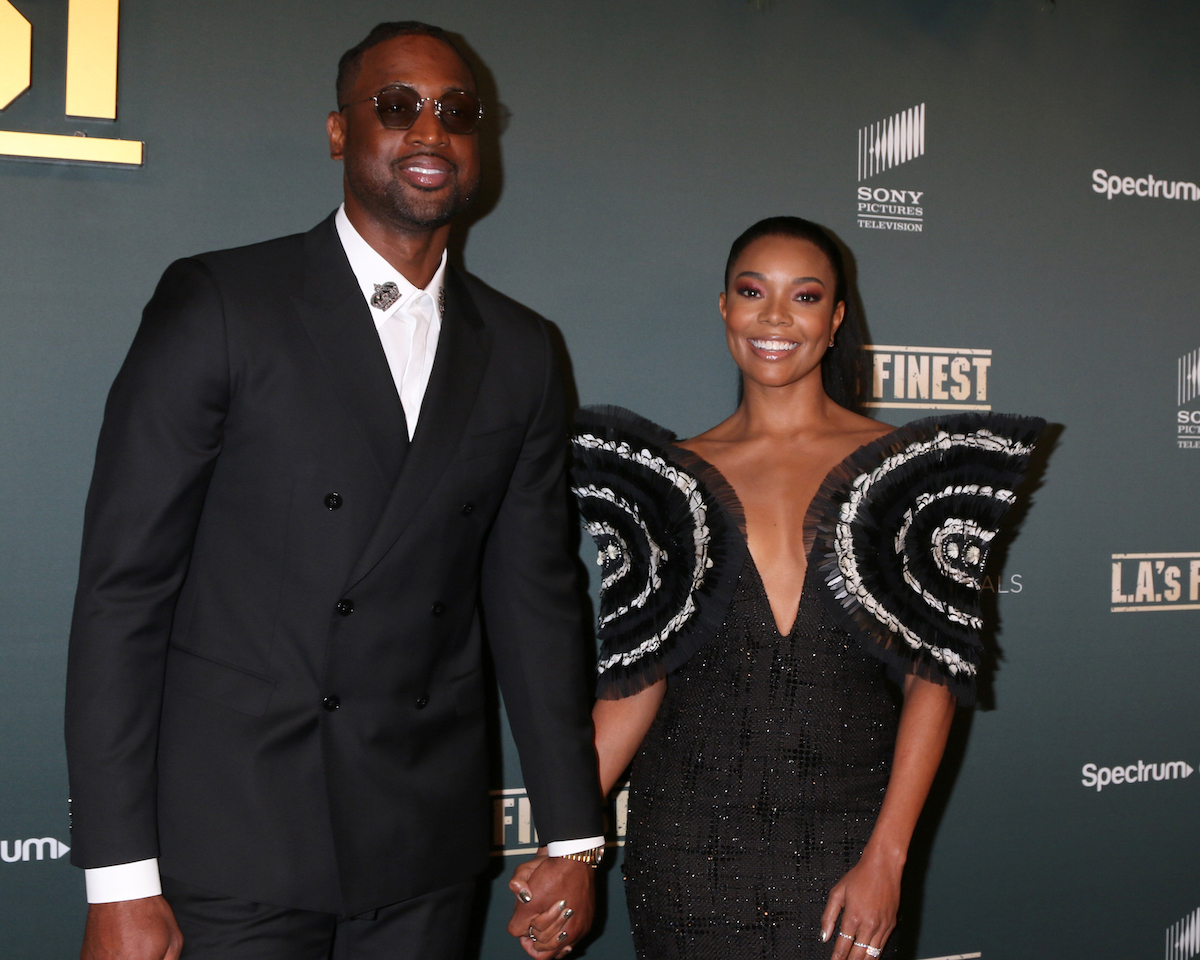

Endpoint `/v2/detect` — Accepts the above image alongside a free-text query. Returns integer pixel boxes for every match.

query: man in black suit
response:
[66,21,604,960]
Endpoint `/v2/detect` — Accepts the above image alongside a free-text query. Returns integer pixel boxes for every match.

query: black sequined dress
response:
[569,407,1043,960]
[623,551,902,959]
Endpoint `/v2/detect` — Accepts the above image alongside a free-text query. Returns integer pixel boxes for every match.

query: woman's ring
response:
[853,942,882,958]
[527,925,537,942]
[838,932,854,940]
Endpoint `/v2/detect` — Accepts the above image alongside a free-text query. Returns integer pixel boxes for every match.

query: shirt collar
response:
[335,203,447,326]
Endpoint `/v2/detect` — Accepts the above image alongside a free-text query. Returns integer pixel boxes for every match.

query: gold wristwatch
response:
[554,844,605,868]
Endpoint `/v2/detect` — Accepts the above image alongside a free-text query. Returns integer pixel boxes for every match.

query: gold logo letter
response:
[0,0,32,111]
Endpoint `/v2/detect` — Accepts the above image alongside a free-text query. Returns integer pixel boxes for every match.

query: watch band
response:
[553,844,605,868]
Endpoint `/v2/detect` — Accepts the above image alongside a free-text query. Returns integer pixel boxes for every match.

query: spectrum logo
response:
[1081,760,1194,792]
[1110,553,1200,613]
[1092,169,1200,202]
[864,345,992,412]
[855,103,927,233]
[1,837,70,863]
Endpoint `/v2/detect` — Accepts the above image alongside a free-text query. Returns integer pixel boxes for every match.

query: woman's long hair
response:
[725,217,865,411]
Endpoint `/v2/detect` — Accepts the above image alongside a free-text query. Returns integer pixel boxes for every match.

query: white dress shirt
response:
[84,208,600,903]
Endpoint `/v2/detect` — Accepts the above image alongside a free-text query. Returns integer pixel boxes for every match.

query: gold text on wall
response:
[0,0,143,166]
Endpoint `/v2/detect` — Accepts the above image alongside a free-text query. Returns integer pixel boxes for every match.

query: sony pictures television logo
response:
[1167,907,1200,960]
[1178,348,1200,450]
[1110,553,1200,613]
[864,345,992,412]
[855,103,926,233]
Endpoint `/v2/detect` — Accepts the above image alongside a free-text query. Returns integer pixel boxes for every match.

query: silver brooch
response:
[370,281,400,311]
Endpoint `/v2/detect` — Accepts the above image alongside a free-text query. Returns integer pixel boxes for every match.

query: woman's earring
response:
[828,339,835,348]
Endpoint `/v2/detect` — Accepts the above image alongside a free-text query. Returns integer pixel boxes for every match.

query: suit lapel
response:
[344,266,492,589]
[291,214,408,487]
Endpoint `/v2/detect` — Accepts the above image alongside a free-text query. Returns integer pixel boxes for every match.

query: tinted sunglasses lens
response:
[437,92,482,134]
[374,87,422,129]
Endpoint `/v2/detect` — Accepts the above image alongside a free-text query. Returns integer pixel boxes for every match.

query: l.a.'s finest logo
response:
[1178,348,1200,450]
[1111,553,1200,613]
[1081,759,1194,792]
[864,345,991,411]
[491,785,628,856]
[855,102,926,233]
[1167,907,1200,960]
[1,836,70,863]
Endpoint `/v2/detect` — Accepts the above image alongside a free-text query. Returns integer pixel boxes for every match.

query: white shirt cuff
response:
[547,836,606,857]
[84,858,162,903]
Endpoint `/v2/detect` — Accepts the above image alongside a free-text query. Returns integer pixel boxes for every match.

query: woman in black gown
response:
[569,218,1041,960]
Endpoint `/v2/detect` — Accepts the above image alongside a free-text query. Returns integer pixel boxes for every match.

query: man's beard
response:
[348,158,477,232]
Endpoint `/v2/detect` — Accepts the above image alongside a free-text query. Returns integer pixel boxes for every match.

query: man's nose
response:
[405,99,448,146]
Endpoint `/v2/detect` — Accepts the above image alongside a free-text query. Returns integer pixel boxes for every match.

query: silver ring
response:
[838,932,854,940]
[528,925,537,942]
[853,942,882,958]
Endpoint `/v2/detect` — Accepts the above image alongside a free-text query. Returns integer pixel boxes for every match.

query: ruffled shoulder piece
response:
[571,406,747,699]
[807,412,1046,706]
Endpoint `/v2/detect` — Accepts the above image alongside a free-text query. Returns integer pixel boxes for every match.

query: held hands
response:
[507,848,595,959]
[819,846,903,960]
[81,896,183,960]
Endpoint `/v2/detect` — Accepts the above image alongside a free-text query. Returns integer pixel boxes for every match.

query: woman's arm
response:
[593,679,667,796]
[820,675,957,958]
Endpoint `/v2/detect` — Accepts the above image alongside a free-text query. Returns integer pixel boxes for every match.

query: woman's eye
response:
[796,292,822,303]
[736,286,761,298]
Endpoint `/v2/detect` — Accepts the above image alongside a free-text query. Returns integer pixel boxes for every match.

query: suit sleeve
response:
[480,322,605,845]
[65,258,230,869]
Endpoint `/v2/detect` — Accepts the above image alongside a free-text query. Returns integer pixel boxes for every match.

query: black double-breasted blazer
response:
[65,213,604,915]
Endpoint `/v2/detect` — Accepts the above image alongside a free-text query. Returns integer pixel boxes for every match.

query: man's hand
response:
[81,896,183,960]
[507,850,595,958]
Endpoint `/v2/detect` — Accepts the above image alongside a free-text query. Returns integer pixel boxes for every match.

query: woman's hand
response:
[819,846,903,959]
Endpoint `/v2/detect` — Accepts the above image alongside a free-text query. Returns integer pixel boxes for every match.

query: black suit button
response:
[336,598,355,616]
[322,696,340,711]
[324,492,343,510]
[461,502,474,516]
[415,696,429,709]
[430,601,445,617]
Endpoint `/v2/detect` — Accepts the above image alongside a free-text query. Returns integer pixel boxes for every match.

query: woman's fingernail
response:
[820,930,829,942]
[558,931,568,941]
[556,900,567,911]
[562,908,574,920]
[519,890,532,903]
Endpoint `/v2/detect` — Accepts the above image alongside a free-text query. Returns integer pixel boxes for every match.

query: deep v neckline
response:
[674,428,900,639]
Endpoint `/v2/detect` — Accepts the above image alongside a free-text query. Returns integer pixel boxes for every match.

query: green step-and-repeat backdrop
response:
[1,2,1197,958]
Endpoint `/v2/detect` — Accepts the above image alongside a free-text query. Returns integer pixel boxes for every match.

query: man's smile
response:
[395,152,454,190]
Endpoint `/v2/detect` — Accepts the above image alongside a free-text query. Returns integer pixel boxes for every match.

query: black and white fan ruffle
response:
[571,406,745,699]
[809,412,1045,705]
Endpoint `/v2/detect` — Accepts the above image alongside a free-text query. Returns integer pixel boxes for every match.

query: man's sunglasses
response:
[340,85,484,136]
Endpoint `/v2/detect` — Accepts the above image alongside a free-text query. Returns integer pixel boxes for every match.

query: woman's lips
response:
[748,338,799,357]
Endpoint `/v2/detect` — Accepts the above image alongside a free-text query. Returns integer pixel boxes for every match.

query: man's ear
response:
[327,111,346,161]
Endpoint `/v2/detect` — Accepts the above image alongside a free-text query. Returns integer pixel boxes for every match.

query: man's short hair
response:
[336,21,475,107]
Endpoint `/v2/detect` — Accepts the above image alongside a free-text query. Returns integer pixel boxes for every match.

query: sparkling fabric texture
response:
[624,555,901,959]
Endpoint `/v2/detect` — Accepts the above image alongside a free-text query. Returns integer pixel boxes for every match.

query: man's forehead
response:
[357,35,475,93]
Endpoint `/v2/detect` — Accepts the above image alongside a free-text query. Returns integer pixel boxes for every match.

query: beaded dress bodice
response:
[623,555,901,959]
